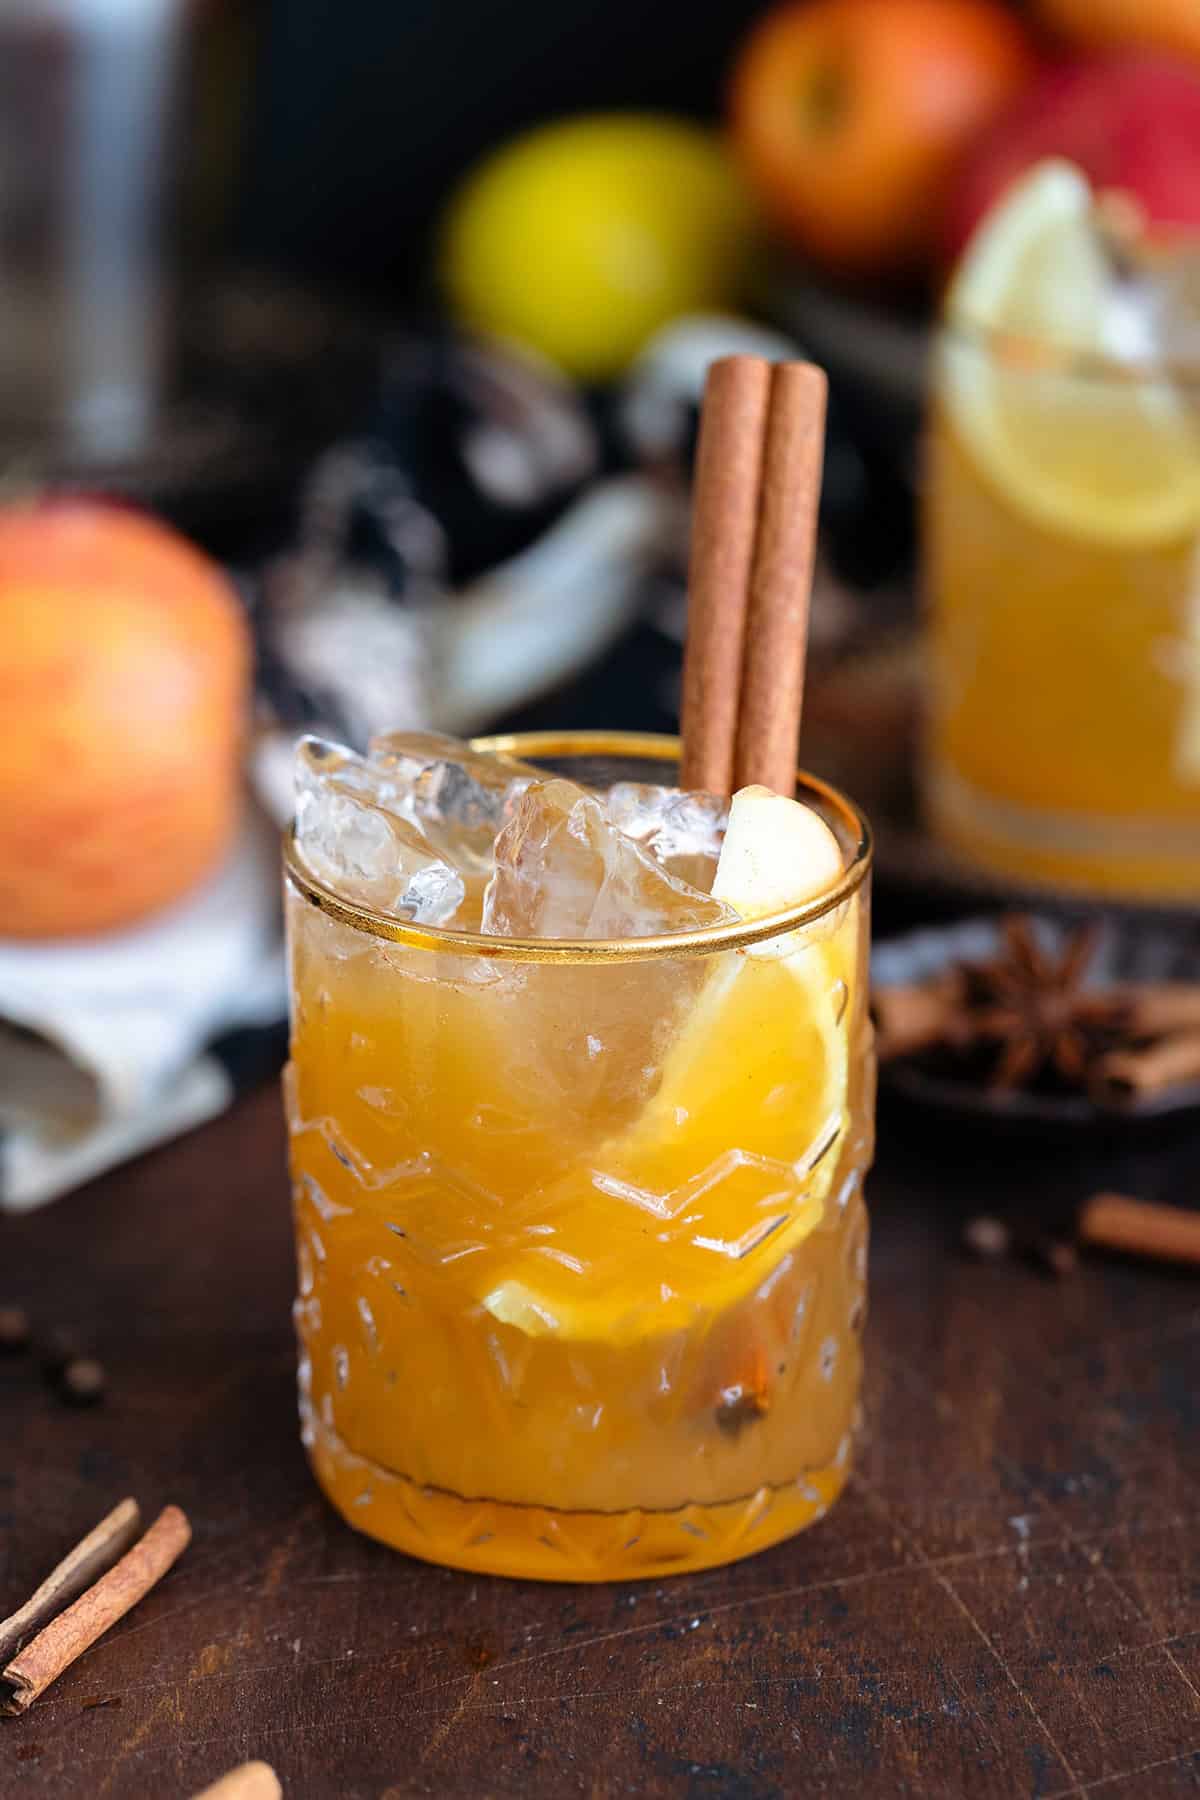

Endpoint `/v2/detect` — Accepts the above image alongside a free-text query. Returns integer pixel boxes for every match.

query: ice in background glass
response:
[923,163,1200,901]
[283,732,873,1582]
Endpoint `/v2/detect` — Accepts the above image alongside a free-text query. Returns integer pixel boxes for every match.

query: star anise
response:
[964,916,1127,1092]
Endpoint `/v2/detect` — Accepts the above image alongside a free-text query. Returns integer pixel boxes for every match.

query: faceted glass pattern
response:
[284,738,874,1581]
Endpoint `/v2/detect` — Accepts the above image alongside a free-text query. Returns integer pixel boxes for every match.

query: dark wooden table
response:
[4,1085,1200,1799]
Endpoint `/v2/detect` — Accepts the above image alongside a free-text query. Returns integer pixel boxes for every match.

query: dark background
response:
[238,0,761,294]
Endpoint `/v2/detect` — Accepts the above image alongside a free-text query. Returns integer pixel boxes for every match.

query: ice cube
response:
[482,777,733,940]
[368,730,537,875]
[605,781,727,891]
[294,736,465,923]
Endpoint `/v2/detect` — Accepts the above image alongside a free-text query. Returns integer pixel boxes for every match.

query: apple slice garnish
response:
[712,784,844,921]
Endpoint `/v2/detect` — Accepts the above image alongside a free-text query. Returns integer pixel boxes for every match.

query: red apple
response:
[944,54,1200,265]
[0,501,251,938]
[729,0,1038,278]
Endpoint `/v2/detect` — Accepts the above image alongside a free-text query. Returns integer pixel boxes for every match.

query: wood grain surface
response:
[3,1085,1200,1799]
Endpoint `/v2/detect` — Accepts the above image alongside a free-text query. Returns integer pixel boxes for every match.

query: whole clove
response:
[2,1505,190,1714]
[40,1327,83,1377]
[1026,1236,1080,1280]
[60,1358,106,1408]
[0,1306,30,1352]
[961,1216,1012,1261]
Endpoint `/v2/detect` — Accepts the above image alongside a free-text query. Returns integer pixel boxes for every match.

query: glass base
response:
[306,1414,851,1583]
[927,763,1200,903]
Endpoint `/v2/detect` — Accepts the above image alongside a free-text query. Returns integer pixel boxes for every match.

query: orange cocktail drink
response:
[923,161,1200,900]
[283,731,873,1581]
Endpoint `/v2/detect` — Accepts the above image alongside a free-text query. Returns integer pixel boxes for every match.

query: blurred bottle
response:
[0,0,258,468]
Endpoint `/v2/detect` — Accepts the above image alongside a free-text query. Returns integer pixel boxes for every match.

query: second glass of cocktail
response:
[925,160,1200,899]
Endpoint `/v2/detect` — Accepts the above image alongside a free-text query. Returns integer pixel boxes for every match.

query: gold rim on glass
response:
[282,730,872,964]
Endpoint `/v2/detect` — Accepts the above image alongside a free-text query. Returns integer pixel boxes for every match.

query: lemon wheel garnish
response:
[941,160,1200,551]
[478,789,855,1345]
[623,935,848,1178]
[480,930,851,1345]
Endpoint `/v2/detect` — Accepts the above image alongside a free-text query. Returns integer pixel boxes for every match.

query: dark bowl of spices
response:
[872,913,1200,1134]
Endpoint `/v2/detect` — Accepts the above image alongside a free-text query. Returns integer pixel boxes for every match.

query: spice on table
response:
[60,1357,106,1407]
[0,1499,141,1671]
[964,916,1109,1091]
[874,915,1200,1109]
[2,1504,190,1714]
[1026,1235,1079,1280]
[873,974,968,1062]
[188,1761,282,1800]
[961,1216,1012,1260]
[1078,1193,1200,1270]
[0,1307,30,1352]
[961,1216,1079,1277]
[39,1326,83,1376]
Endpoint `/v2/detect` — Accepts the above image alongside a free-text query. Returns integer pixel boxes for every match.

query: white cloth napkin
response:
[0,810,286,1212]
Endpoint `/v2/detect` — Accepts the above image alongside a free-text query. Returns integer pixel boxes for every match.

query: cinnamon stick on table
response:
[1115,982,1200,1038]
[1079,1193,1200,1269]
[189,1762,282,1800]
[0,1498,142,1672]
[871,980,965,1063]
[2,1504,191,1714]
[1091,1031,1200,1103]
[679,354,827,797]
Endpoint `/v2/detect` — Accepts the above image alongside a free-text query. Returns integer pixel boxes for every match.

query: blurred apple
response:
[729,0,1037,277]
[0,501,251,938]
[1035,0,1200,67]
[944,55,1200,263]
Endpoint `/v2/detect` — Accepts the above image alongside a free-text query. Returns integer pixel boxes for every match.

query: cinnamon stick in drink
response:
[0,1498,140,1669]
[679,355,772,795]
[2,1505,191,1714]
[1092,1031,1200,1103]
[733,361,827,794]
